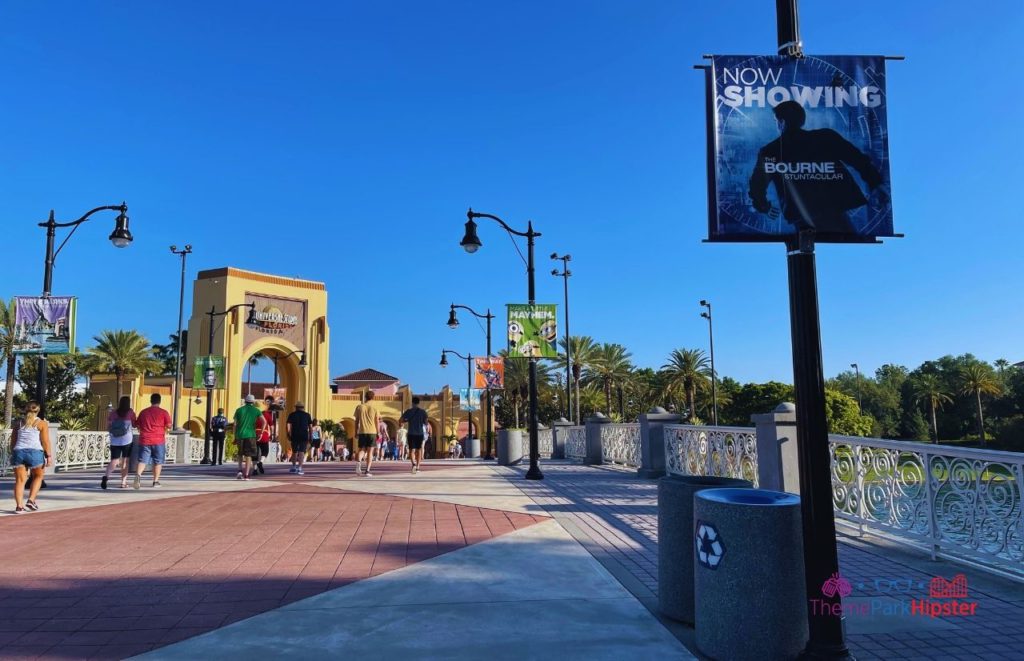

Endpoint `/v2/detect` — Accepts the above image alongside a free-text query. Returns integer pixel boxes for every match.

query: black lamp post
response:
[461,208,543,480]
[202,302,256,464]
[170,244,192,430]
[36,203,132,418]
[699,299,718,426]
[447,304,495,459]
[551,253,572,423]
[850,363,862,410]
[440,349,473,452]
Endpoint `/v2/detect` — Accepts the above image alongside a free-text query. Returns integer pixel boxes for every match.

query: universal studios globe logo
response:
[249,304,298,333]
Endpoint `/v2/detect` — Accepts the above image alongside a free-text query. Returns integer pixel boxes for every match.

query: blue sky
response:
[2,1,1022,393]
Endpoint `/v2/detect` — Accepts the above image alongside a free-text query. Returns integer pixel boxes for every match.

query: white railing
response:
[189,436,205,463]
[0,430,206,474]
[0,430,11,477]
[565,426,587,461]
[537,428,553,458]
[830,436,1024,574]
[601,423,642,467]
[664,425,759,486]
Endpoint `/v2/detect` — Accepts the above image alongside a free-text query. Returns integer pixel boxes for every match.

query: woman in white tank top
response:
[10,401,52,513]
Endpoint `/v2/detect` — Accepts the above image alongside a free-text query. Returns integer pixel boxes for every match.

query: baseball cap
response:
[295,401,305,408]
[245,394,256,403]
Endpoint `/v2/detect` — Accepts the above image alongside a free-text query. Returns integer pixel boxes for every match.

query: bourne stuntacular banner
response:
[706,55,895,242]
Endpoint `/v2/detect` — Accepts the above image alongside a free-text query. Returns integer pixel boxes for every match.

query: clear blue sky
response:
[3,1,1022,393]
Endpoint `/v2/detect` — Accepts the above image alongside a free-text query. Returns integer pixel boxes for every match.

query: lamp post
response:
[170,244,192,430]
[270,348,308,454]
[440,349,473,453]
[202,302,256,464]
[850,363,862,410]
[461,208,543,480]
[36,203,132,418]
[550,253,572,423]
[447,304,495,459]
[699,299,718,426]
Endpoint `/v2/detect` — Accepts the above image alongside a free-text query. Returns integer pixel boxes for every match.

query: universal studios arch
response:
[182,268,329,456]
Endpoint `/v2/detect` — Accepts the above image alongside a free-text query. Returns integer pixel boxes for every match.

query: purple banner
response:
[13,296,77,355]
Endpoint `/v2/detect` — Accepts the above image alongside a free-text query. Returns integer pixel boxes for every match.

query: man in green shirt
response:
[233,394,266,480]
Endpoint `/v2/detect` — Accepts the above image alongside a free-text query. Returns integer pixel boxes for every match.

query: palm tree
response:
[499,350,554,428]
[559,335,598,424]
[958,362,1002,446]
[246,352,265,395]
[0,299,17,428]
[911,373,953,444]
[586,343,633,415]
[81,330,162,401]
[660,348,711,423]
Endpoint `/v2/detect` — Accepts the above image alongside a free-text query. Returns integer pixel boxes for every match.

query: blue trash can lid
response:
[696,488,799,506]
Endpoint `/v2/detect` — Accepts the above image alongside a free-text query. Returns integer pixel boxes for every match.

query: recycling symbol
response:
[695,520,725,570]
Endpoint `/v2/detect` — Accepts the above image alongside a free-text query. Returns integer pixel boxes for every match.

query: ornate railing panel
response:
[536,428,553,458]
[53,431,112,471]
[565,426,587,461]
[164,433,178,464]
[830,436,1024,573]
[189,436,205,463]
[664,425,759,487]
[0,430,11,477]
[601,424,642,467]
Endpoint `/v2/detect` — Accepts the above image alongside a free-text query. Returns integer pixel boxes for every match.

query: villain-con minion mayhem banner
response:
[706,55,895,242]
[506,304,558,359]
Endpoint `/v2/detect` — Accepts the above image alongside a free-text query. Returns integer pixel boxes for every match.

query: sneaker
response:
[296,468,304,476]
[101,476,108,490]
[257,462,265,475]
[356,460,364,476]
[289,465,298,474]
[244,476,250,481]
[364,471,372,477]
[152,482,162,488]
[120,479,128,489]
[236,472,243,480]
[25,500,39,511]
[14,507,25,514]
[133,475,141,490]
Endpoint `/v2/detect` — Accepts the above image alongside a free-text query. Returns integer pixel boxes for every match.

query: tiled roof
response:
[332,368,400,383]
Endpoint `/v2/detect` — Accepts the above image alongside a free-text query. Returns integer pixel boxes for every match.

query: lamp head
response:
[564,254,571,261]
[551,269,559,276]
[850,363,858,369]
[245,304,256,325]
[550,252,558,260]
[170,245,177,252]
[447,307,459,329]
[109,204,133,248]
[699,299,709,307]
[460,216,481,253]
[440,351,449,367]
[185,244,192,252]
[298,351,307,367]
[701,312,710,320]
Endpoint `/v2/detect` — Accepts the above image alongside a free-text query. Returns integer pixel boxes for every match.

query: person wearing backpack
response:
[103,396,137,490]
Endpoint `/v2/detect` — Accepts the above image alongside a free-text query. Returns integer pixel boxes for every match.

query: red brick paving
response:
[0,480,545,660]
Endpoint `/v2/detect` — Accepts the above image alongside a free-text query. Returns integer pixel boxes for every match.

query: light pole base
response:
[200,457,212,465]
[525,465,544,480]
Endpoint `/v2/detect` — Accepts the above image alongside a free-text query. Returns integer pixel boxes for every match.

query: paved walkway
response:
[0,459,694,660]
[504,462,1024,661]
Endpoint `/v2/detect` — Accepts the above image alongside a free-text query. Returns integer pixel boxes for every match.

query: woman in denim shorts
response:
[10,401,53,514]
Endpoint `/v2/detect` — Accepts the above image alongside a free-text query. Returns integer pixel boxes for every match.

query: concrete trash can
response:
[694,488,807,661]
[658,475,752,624]
[463,436,481,458]
[496,430,523,466]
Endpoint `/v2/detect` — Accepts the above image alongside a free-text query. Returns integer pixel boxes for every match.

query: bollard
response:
[658,475,752,624]
[496,429,523,466]
[694,488,808,661]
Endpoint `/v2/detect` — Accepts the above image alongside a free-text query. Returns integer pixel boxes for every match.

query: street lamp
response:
[440,349,473,453]
[551,253,573,423]
[699,299,718,426]
[269,347,307,452]
[170,244,193,430]
[35,203,132,418]
[850,363,862,411]
[461,208,544,480]
[448,304,495,459]
[202,302,257,464]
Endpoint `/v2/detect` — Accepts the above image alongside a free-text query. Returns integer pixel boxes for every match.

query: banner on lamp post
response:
[705,55,895,243]
[12,296,77,355]
[506,304,558,358]
[459,388,483,412]
[474,356,505,389]
[193,355,225,390]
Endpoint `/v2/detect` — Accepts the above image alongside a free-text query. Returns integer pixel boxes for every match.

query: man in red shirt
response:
[134,393,172,489]
[256,396,275,474]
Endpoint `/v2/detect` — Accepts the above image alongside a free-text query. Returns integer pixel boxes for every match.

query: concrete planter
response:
[496,429,523,466]
[657,475,752,624]
[694,488,807,661]
[463,436,481,458]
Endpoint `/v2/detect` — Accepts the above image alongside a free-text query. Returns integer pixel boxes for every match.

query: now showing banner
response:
[506,304,558,359]
[706,55,895,242]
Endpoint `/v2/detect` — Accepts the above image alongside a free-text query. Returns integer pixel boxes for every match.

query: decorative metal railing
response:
[0,430,208,474]
[189,436,205,463]
[536,428,553,458]
[565,426,587,461]
[664,425,759,487]
[829,436,1023,573]
[0,431,11,477]
[601,423,642,467]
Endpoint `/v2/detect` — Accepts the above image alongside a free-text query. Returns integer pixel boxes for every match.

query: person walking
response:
[375,418,389,461]
[287,402,313,475]
[233,394,263,480]
[309,419,323,463]
[396,423,408,462]
[10,401,52,513]
[257,397,274,474]
[134,393,172,489]
[103,396,136,489]
[354,391,380,476]
[210,408,229,466]
[400,397,428,474]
